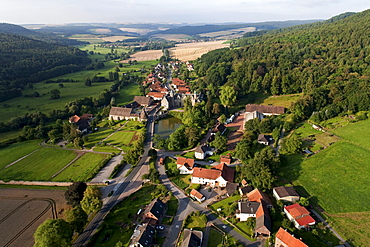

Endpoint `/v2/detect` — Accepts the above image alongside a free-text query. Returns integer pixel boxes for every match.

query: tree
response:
[219,85,236,114]
[297,197,310,207]
[65,206,88,233]
[281,134,302,154]
[64,182,87,207]
[212,103,221,115]
[73,137,84,148]
[211,133,228,154]
[234,139,252,162]
[85,78,92,87]
[50,89,60,99]
[48,129,61,143]
[245,217,256,232]
[34,219,72,247]
[80,186,102,215]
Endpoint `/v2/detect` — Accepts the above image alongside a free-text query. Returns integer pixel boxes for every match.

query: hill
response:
[192,9,370,119]
[0,23,86,45]
[0,32,91,102]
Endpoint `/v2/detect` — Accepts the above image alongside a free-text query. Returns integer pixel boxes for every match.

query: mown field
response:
[281,118,370,246]
[0,140,41,169]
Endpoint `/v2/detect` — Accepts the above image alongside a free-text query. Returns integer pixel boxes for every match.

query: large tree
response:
[65,206,88,233]
[219,85,236,114]
[80,186,102,215]
[34,219,72,247]
[211,133,228,154]
[64,182,87,207]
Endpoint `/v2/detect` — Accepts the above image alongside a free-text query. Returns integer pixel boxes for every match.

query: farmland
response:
[280,118,370,246]
[0,140,41,169]
[169,41,230,61]
[120,50,163,63]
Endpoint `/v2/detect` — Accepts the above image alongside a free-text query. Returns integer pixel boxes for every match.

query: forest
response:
[192,9,370,122]
[0,32,91,102]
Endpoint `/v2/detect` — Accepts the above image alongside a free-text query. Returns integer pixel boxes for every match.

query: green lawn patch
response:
[0,130,21,142]
[333,118,370,149]
[0,140,41,169]
[208,228,224,247]
[85,127,116,148]
[184,211,207,231]
[52,153,108,182]
[115,83,142,106]
[165,195,178,216]
[92,146,120,153]
[0,184,68,190]
[294,122,322,138]
[171,175,191,190]
[261,94,302,108]
[105,131,136,147]
[209,195,240,212]
[0,147,77,181]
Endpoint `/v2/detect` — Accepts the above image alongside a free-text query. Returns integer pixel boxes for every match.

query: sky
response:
[1,0,370,24]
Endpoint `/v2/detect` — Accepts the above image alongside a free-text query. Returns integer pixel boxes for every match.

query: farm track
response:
[3,149,41,169]
[0,197,57,247]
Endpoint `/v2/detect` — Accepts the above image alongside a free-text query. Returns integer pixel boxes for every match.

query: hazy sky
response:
[1,0,370,24]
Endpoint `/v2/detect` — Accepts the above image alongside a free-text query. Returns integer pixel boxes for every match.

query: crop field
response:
[118,27,156,35]
[70,35,135,43]
[0,147,77,181]
[169,41,230,61]
[333,118,370,149]
[260,93,302,108]
[151,34,192,41]
[52,152,108,182]
[0,188,67,247]
[120,50,163,63]
[0,140,41,169]
[198,27,256,38]
[84,127,116,149]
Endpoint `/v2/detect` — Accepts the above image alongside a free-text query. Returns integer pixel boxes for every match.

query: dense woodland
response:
[0,32,91,102]
[192,10,370,122]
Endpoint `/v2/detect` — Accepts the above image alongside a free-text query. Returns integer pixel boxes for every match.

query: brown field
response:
[120,49,163,63]
[92,28,111,34]
[101,36,137,42]
[169,41,230,61]
[0,188,68,247]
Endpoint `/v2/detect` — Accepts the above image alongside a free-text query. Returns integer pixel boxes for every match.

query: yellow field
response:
[151,34,192,41]
[120,49,163,63]
[169,41,230,61]
[101,36,137,42]
[92,28,111,34]
[198,27,256,38]
[119,28,156,35]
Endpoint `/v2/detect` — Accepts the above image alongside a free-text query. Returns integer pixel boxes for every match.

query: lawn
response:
[0,130,21,142]
[294,122,322,138]
[84,127,116,149]
[333,118,370,149]
[0,140,42,169]
[89,184,159,247]
[166,195,178,216]
[104,131,136,147]
[260,94,302,108]
[209,195,240,212]
[0,147,77,181]
[184,212,207,231]
[208,228,224,247]
[114,83,142,106]
[93,146,121,153]
[52,153,108,182]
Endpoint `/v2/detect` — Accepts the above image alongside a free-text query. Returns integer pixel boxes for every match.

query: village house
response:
[181,229,203,247]
[69,114,93,133]
[244,110,265,122]
[225,182,238,197]
[273,186,300,203]
[147,92,167,101]
[239,186,253,196]
[190,189,205,202]
[133,96,153,107]
[213,123,227,135]
[142,198,166,225]
[191,163,234,188]
[194,145,213,159]
[129,223,155,247]
[284,203,316,229]
[245,104,285,116]
[275,227,308,247]
[109,107,148,122]
[236,188,273,237]
[176,157,195,174]
[257,134,273,145]
[220,155,232,165]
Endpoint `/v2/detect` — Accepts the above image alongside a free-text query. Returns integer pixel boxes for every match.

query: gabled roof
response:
[131,224,155,247]
[255,214,271,235]
[195,145,211,154]
[190,189,204,200]
[181,229,202,247]
[220,155,231,165]
[147,92,167,99]
[225,182,238,196]
[143,198,166,220]
[214,123,226,134]
[276,228,308,247]
[241,179,249,186]
[239,186,253,195]
[296,215,316,227]
[109,107,133,117]
[192,167,221,180]
[239,201,260,214]
[247,189,273,206]
[177,157,195,169]
[284,204,310,219]
[140,109,148,120]
[273,186,300,198]
[69,115,80,123]
[258,134,272,143]
[245,104,285,114]
[134,96,152,106]
[212,163,234,183]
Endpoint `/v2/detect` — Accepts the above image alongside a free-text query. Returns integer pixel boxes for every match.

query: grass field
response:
[260,94,302,108]
[333,118,370,149]
[52,152,108,182]
[0,140,42,169]
[105,131,136,147]
[85,127,116,149]
[0,131,21,142]
[208,228,224,247]
[0,147,77,181]
[114,82,142,106]
[184,212,207,231]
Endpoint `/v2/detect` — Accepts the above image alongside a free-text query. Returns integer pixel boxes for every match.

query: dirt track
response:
[0,188,67,247]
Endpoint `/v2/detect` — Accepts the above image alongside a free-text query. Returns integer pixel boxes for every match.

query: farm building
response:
[273,186,300,203]
[194,145,213,159]
[191,163,234,188]
[176,157,195,174]
[109,107,148,122]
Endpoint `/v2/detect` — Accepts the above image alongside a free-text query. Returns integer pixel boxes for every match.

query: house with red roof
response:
[284,203,316,229]
[191,163,234,188]
[275,227,308,247]
[176,157,195,174]
[190,189,205,202]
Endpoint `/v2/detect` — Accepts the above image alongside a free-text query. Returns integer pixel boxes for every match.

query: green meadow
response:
[0,140,42,169]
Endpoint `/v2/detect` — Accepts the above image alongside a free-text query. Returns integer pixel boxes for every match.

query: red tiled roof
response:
[177,157,195,169]
[284,204,310,219]
[276,228,308,247]
[213,163,234,182]
[190,189,204,200]
[245,104,285,114]
[296,215,316,227]
[192,167,221,180]
[69,115,80,123]
[172,78,185,85]
[147,92,166,99]
[247,189,272,205]
[220,155,231,165]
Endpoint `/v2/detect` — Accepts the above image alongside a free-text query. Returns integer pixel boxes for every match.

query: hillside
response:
[0,23,86,45]
[192,9,370,120]
[0,32,91,101]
